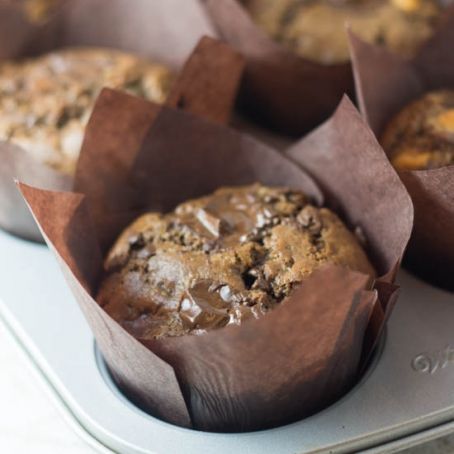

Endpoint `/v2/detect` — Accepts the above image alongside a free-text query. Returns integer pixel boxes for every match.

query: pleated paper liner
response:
[350,7,454,290]
[201,0,453,137]
[18,89,412,431]
[0,0,244,241]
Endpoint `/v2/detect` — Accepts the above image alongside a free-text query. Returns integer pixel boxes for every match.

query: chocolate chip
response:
[256,213,269,228]
[252,274,269,291]
[263,195,277,203]
[179,295,203,327]
[287,191,306,205]
[202,242,215,253]
[297,206,322,235]
[241,270,257,289]
[128,233,145,250]
[179,281,231,330]
[136,244,155,259]
[263,207,277,218]
[196,208,230,237]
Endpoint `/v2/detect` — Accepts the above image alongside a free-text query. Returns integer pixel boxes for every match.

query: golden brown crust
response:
[245,0,440,64]
[0,47,172,174]
[381,90,454,171]
[98,184,375,340]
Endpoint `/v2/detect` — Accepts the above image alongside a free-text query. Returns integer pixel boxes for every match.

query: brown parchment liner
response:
[18,88,412,431]
[350,6,454,290]
[0,0,245,242]
[201,0,451,137]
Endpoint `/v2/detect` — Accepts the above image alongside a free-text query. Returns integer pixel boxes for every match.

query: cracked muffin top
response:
[382,90,454,171]
[97,184,375,339]
[245,0,441,64]
[0,47,172,175]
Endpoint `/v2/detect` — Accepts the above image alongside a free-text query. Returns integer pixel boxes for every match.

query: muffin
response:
[0,48,172,175]
[381,90,454,171]
[245,0,441,64]
[98,184,375,340]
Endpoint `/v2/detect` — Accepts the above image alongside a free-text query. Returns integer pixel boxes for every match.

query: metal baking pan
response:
[1,227,454,454]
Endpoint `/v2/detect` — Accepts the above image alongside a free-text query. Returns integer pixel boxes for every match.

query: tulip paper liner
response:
[201,0,452,137]
[350,6,454,290]
[19,90,412,432]
[0,0,244,242]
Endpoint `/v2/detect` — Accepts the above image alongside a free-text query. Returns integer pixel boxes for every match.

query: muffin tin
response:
[1,225,454,453]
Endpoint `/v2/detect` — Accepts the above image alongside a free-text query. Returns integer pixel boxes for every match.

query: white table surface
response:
[0,322,95,454]
[1,321,454,454]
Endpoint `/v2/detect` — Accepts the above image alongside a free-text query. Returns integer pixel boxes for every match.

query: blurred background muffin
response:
[0,48,172,175]
[245,0,441,63]
[22,0,59,22]
[97,184,375,340]
[381,90,454,171]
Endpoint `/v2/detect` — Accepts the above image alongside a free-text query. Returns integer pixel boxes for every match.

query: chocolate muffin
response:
[245,0,441,64]
[98,184,375,340]
[0,48,172,174]
[381,90,454,171]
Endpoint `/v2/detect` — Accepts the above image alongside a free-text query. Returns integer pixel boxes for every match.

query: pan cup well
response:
[18,89,412,431]
[93,327,387,434]
[0,0,244,242]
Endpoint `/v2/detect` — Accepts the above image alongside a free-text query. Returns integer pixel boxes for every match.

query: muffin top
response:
[381,90,454,171]
[245,0,440,64]
[0,47,172,174]
[98,184,375,340]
